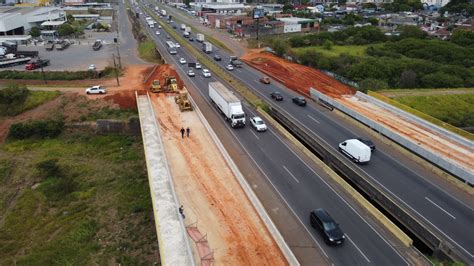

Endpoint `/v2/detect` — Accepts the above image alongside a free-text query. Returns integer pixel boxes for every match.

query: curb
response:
[257,108,414,248]
[187,94,300,266]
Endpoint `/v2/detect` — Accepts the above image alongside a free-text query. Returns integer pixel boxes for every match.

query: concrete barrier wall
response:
[310,88,473,185]
[355,92,473,149]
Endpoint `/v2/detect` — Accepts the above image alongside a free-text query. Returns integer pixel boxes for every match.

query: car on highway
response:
[189,37,194,41]
[158,25,162,29]
[292,96,306,106]
[85,85,107,95]
[270,92,283,101]
[250,116,267,132]
[202,69,211,78]
[179,58,186,64]
[310,208,345,245]
[175,43,180,48]
[155,31,160,35]
[166,35,170,39]
[213,54,222,61]
[260,76,271,84]
[187,69,195,77]
[357,138,376,151]
[226,64,234,71]
[88,64,96,71]
[195,63,202,69]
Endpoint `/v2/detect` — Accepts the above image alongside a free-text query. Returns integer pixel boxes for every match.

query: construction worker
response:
[179,205,185,219]
[180,127,185,139]
[186,127,190,138]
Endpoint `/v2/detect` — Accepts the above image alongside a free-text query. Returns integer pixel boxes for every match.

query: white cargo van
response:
[338,139,371,163]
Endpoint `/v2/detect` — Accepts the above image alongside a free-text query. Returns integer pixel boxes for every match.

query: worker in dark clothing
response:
[180,127,185,139]
[186,127,190,138]
[179,205,185,219]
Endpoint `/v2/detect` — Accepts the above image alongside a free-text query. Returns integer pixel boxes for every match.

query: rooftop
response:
[277,17,317,24]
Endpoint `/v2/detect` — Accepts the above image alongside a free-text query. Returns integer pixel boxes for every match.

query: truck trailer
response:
[196,33,204,42]
[180,24,186,30]
[202,42,212,53]
[208,82,245,128]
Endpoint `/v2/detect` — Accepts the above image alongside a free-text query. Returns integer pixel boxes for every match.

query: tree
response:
[367,17,379,26]
[322,40,333,50]
[399,70,418,88]
[66,14,75,23]
[398,25,427,39]
[451,29,474,47]
[57,23,74,36]
[30,27,41,38]
[421,72,464,88]
[359,78,388,92]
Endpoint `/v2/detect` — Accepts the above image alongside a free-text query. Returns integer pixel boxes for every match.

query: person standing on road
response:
[186,127,190,138]
[180,127,185,139]
[179,205,185,219]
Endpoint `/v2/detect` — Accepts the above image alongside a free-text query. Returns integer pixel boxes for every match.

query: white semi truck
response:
[209,82,246,128]
[196,33,205,42]
[202,42,212,53]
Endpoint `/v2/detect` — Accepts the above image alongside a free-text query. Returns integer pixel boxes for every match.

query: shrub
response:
[9,119,64,139]
[36,159,61,178]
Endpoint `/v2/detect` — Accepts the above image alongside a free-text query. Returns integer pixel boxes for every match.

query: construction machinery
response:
[164,75,178,92]
[150,80,161,93]
[174,92,193,112]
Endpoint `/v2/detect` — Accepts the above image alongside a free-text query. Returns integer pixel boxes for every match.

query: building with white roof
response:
[0,6,65,37]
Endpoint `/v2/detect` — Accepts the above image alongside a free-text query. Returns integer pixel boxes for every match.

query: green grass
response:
[0,132,159,264]
[292,45,368,58]
[378,88,474,98]
[368,91,474,140]
[138,40,161,63]
[0,90,60,118]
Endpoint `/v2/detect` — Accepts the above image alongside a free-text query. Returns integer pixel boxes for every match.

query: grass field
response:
[0,90,61,119]
[396,94,474,128]
[0,131,159,264]
[292,45,368,58]
[138,40,161,63]
[378,88,474,98]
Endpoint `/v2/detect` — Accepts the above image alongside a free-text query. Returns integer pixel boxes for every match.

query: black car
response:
[214,54,222,61]
[189,37,194,41]
[292,96,306,106]
[271,92,283,101]
[310,208,345,245]
[357,138,376,151]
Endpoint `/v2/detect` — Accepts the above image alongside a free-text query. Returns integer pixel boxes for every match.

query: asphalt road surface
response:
[135,5,419,265]
[152,4,474,263]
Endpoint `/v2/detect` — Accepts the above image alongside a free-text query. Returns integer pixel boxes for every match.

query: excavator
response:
[174,90,193,112]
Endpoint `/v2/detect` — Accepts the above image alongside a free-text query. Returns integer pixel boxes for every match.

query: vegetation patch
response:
[138,40,161,63]
[0,67,117,80]
[0,132,159,264]
[0,84,60,117]
[292,45,368,58]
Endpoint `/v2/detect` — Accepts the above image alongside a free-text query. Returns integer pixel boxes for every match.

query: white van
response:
[338,139,371,163]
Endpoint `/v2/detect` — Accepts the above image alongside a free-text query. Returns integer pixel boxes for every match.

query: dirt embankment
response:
[151,93,287,265]
[241,50,355,97]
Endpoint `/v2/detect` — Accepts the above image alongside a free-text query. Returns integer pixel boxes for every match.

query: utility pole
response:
[37,55,47,85]
[116,21,122,69]
[113,53,120,86]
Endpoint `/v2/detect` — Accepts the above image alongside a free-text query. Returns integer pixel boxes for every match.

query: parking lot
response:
[9,31,118,72]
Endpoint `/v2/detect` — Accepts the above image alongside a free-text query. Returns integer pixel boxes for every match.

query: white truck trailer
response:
[202,41,212,53]
[209,82,246,128]
[196,33,205,42]
[180,24,186,30]
[185,26,191,33]
[161,9,167,16]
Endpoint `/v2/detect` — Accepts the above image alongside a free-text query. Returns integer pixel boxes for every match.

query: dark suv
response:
[213,54,222,61]
[310,208,345,245]
[292,96,306,106]
[271,92,283,101]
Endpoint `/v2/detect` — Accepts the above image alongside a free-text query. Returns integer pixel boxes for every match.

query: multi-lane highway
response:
[145,3,474,263]
[129,2,424,264]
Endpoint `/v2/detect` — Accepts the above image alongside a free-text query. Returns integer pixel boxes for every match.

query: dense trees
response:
[450,29,474,47]
[383,0,423,12]
[439,0,474,16]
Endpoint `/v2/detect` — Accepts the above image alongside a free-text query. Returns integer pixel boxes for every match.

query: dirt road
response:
[150,93,287,265]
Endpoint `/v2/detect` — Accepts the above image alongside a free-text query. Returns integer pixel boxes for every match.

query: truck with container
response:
[202,42,212,53]
[180,24,186,30]
[185,26,191,33]
[208,81,246,128]
[196,33,204,42]
[338,139,371,163]
[25,59,50,70]
[161,9,166,16]
[229,55,243,68]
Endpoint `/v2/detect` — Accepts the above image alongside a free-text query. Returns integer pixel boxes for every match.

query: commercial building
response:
[0,6,65,42]
[277,17,318,32]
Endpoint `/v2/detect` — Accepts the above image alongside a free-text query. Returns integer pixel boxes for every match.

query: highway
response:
[132,3,417,264]
[149,3,474,263]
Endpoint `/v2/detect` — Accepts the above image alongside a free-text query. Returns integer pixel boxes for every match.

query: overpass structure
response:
[136,92,195,266]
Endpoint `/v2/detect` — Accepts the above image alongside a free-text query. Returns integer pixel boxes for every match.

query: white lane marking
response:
[347,234,371,263]
[283,166,300,184]
[149,31,331,259]
[268,129,409,265]
[254,79,260,84]
[307,114,320,124]
[425,197,456,220]
[250,129,260,140]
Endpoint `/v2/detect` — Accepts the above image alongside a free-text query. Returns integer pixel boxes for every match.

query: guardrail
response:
[310,88,473,185]
[268,104,468,264]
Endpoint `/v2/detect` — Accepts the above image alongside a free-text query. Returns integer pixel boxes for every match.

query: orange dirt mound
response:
[104,91,137,109]
[241,51,356,98]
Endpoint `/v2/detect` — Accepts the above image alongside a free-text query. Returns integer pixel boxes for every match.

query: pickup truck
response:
[25,59,50,70]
